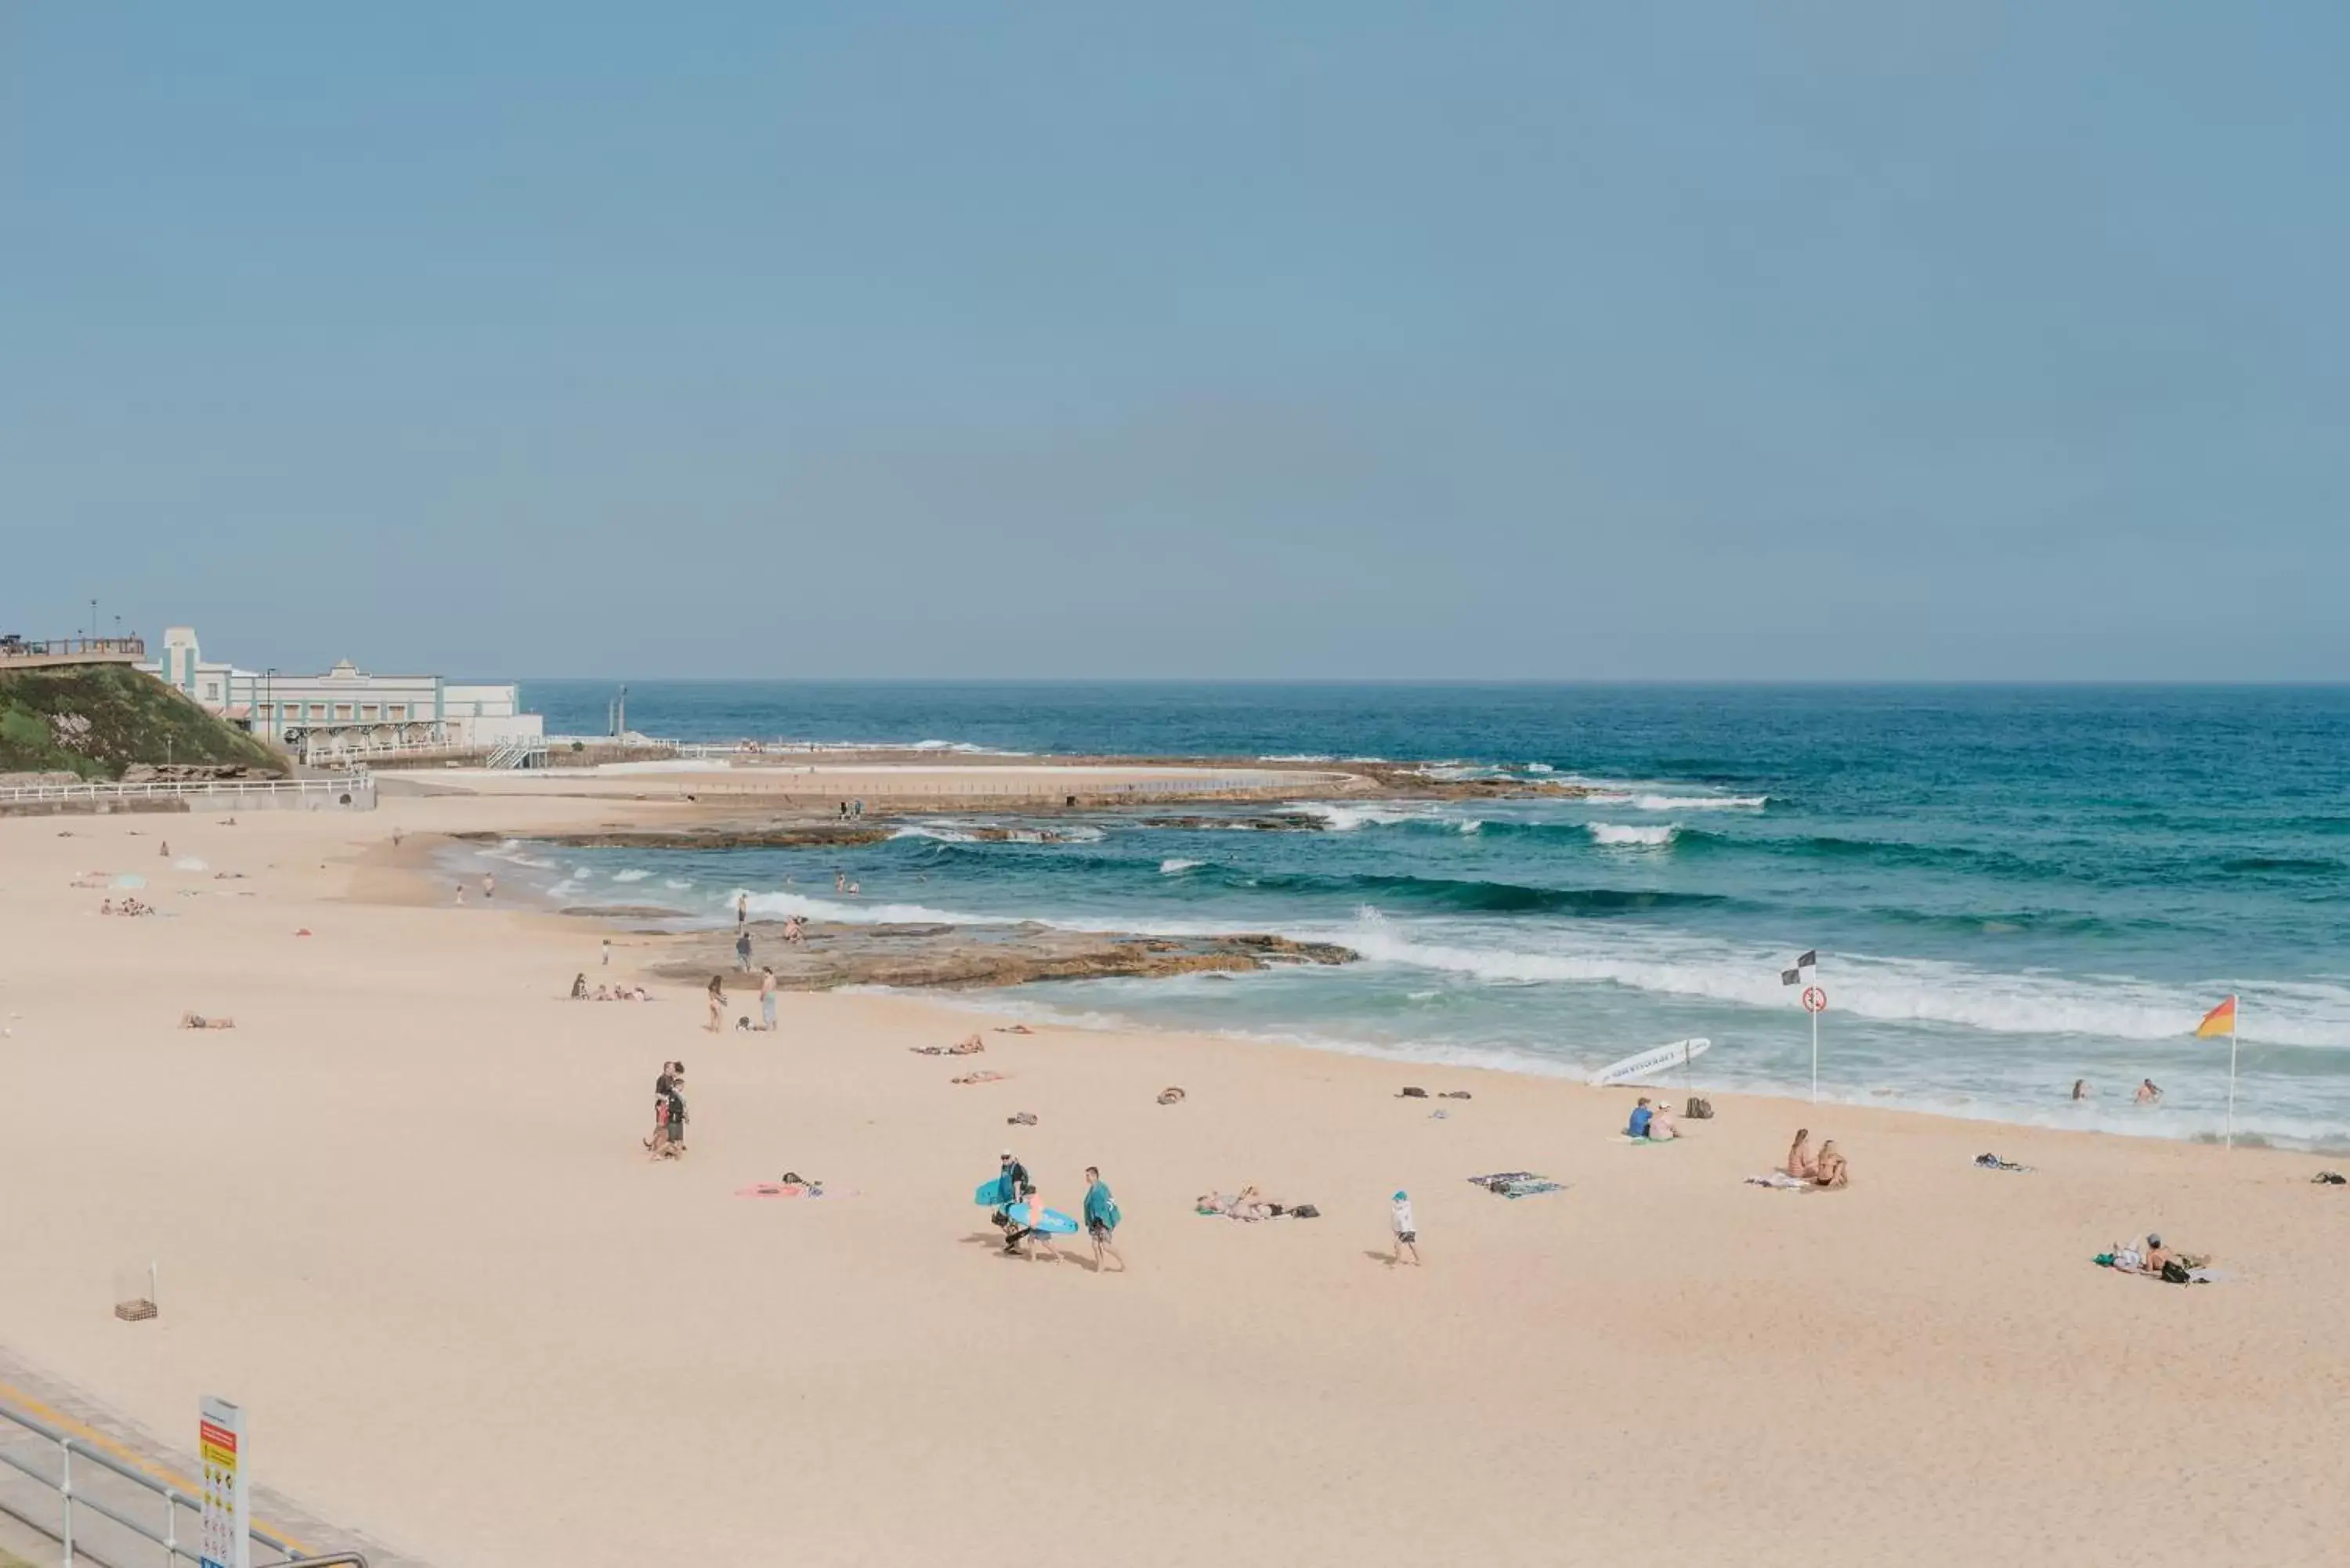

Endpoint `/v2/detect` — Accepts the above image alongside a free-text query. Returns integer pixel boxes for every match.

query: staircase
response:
[484,735,548,770]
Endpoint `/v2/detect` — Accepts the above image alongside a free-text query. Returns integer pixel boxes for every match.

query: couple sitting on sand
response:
[1784,1129,1849,1188]
[1626,1097,1683,1140]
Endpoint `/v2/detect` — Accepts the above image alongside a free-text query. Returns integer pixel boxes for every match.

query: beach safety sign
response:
[199,1396,250,1568]
[1802,986,1828,1014]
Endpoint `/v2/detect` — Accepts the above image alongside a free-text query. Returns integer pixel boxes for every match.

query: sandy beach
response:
[4,793,2346,1568]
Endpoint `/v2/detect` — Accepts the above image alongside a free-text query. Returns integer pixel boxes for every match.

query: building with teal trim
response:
[140,626,540,750]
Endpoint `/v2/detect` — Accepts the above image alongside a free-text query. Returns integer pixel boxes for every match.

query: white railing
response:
[301,732,456,767]
[0,776,375,809]
[0,1391,356,1567]
[484,736,548,770]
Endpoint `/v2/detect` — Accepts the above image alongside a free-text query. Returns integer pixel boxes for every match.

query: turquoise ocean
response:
[487,684,2350,1151]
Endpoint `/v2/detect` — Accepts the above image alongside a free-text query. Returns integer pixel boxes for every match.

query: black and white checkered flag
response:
[1781,950,1818,986]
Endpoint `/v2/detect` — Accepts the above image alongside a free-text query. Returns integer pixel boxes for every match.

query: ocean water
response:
[506,682,2350,1150]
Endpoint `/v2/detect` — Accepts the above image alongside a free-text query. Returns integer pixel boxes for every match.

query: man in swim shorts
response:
[1083,1166,1125,1274]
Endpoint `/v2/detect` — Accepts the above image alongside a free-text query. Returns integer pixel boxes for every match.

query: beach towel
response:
[1744,1172,1817,1190]
[1617,1134,1674,1147]
[1468,1172,1564,1199]
[2094,1256,2225,1284]
[735,1181,855,1200]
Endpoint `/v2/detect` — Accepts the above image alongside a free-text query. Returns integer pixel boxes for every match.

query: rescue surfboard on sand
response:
[1588,1037,1710,1088]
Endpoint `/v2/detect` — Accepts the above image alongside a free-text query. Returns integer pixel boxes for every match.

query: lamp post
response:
[266,667,277,745]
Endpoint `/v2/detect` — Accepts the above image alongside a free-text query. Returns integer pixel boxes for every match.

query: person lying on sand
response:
[179,1013,236,1029]
[910,1036,986,1056]
[950,1070,1007,1085]
[1785,1129,1817,1180]
[1197,1186,1278,1221]
[1813,1141,1849,1188]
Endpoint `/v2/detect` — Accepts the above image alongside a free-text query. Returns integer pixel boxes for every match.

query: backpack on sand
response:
[1685,1097,1714,1119]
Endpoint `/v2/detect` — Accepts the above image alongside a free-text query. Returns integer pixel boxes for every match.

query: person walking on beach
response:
[664,1066,689,1156]
[602,938,612,969]
[736,891,748,928]
[645,1060,682,1159]
[454,883,466,906]
[1389,1190,1420,1266]
[759,966,777,1032]
[1083,1166,1125,1273]
[483,871,496,901]
[705,975,727,1033]
[990,1149,1030,1234]
[735,927,753,973]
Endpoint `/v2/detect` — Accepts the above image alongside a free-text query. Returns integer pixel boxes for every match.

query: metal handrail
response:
[0,1393,359,1568]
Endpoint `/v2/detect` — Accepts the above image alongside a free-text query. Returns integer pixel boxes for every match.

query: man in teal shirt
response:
[1083,1166,1126,1274]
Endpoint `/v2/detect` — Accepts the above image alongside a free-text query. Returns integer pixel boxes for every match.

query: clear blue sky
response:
[5,5,2345,679]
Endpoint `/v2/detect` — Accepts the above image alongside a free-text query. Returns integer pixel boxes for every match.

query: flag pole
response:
[2225,993,2239,1149]
[1810,1006,1819,1106]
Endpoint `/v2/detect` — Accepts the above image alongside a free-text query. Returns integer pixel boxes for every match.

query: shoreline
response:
[427,817,2344,1158]
[7,786,2346,1566]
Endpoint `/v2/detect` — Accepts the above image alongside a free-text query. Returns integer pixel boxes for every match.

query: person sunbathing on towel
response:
[1813,1141,1849,1188]
[1785,1129,1817,1180]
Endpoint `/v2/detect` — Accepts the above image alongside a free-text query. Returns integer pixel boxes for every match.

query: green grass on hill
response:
[0,663,287,780]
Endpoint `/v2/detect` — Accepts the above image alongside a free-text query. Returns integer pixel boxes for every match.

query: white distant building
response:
[142,627,543,750]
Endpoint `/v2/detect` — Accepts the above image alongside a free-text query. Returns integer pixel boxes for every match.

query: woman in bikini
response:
[705,975,726,1033]
[1785,1129,1817,1180]
[1813,1140,1849,1188]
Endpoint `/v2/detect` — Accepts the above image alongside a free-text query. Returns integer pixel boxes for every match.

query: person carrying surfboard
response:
[1003,1182,1064,1261]
[990,1150,1031,1232]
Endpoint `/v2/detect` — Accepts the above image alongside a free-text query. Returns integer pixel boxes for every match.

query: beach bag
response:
[2160,1259,2193,1284]
[1289,1204,1320,1219]
[1685,1097,1713,1119]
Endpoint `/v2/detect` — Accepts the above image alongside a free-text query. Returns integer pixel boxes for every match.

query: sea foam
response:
[1587,822,1679,847]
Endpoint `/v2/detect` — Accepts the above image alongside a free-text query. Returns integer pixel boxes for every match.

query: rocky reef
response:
[646,921,1354,991]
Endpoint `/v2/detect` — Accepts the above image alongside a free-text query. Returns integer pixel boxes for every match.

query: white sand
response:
[2,797,2345,1566]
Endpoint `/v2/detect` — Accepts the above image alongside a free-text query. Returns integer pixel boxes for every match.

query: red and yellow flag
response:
[2196,995,2238,1039]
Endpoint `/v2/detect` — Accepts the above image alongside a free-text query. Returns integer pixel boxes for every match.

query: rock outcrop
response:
[647,921,1354,991]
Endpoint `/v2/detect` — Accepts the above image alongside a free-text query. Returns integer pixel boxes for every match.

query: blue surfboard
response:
[974,1176,1014,1207]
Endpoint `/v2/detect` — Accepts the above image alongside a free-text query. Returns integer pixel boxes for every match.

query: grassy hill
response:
[0,663,287,780]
